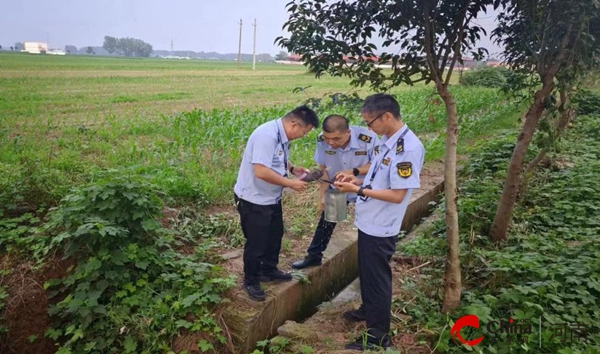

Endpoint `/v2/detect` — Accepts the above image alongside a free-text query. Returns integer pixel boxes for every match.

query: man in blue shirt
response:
[334,94,424,351]
[234,105,319,301]
[291,114,379,269]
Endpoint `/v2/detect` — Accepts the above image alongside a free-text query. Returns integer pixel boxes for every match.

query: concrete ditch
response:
[222,180,445,353]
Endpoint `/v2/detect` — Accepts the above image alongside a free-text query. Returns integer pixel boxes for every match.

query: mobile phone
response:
[320,178,336,184]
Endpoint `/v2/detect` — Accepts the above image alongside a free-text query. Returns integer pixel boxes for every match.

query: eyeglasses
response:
[363,113,385,127]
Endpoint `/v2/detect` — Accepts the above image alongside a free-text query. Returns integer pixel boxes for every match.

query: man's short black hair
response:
[286,105,319,128]
[362,93,401,119]
[322,114,350,133]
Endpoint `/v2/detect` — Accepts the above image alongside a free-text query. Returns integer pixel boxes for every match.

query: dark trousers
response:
[235,195,284,286]
[306,211,337,260]
[358,229,398,338]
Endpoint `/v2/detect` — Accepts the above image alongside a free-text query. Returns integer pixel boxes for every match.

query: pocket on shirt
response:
[272,152,284,166]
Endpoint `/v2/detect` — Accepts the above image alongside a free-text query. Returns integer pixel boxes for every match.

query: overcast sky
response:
[2,0,502,55]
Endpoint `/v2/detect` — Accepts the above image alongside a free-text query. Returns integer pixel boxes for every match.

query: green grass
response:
[0,53,521,211]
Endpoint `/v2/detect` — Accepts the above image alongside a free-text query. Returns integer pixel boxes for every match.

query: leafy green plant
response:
[459,66,512,88]
[400,115,600,353]
[44,172,236,353]
[251,337,291,354]
[0,213,46,258]
[572,89,600,116]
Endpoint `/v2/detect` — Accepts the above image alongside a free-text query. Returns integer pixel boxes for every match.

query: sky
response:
[1,0,502,55]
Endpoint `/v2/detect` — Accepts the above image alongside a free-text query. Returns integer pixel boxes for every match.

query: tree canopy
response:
[103,36,153,57]
[276,0,493,90]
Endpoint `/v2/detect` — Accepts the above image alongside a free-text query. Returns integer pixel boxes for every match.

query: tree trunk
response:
[518,105,575,199]
[489,86,553,242]
[438,86,462,313]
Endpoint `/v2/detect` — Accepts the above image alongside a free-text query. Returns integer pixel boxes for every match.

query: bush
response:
[572,89,600,116]
[459,66,512,88]
[44,173,235,353]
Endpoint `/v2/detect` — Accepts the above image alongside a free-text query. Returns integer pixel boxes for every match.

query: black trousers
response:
[306,211,337,260]
[358,229,398,338]
[235,195,284,286]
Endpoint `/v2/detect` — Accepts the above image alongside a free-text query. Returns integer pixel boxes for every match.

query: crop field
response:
[0,53,521,208]
[0,52,532,354]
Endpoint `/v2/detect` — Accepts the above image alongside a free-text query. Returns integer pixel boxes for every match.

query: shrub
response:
[572,89,600,116]
[44,173,235,353]
[459,66,512,88]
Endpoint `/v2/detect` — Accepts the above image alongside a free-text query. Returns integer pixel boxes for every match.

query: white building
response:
[22,42,48,54]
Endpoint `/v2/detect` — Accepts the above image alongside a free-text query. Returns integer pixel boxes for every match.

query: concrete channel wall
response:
[223,180,445,353]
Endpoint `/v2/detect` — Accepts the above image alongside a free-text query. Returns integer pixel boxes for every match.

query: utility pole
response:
[252,18,257,70]
[237,19,243,68]
[170,39,174,54]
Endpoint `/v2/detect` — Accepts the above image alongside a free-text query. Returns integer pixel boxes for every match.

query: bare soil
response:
[0,255,75,354]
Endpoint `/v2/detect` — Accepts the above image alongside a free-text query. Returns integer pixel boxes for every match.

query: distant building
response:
[22,42,48,54]
[47,49,66,55]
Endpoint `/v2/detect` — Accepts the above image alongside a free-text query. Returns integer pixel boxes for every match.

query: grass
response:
[0,53,532,353]
[0,53,373,126]
[0,52,522,210]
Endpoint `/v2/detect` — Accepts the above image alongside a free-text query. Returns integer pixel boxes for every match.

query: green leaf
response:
[197,340,214,352]
[123,335,137,353]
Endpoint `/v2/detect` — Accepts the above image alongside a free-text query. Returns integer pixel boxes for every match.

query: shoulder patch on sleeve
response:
[397,162,412,178]
[358,133,372,143]
[317,134,324,142]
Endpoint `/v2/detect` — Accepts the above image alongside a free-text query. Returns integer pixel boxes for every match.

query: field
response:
[0,52,527,354]
[0,52,521,207]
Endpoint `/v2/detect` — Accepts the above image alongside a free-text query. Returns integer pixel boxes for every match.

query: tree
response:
[275,50,289,60]
[65,45,77,54]
[103,36,118,54]
[103,36,153,57]
[489,0,600,242]
[14,42,23,51]
[10,46,13,51]
[0,45,2,50]
[86,46,94,55]
[277,0,493,312]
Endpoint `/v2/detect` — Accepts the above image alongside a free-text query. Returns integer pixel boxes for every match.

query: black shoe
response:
[343,306,366,322]
[260,269,292,282]
[345,333,391,351]
[244,283,266,301]
[291,255,322,269]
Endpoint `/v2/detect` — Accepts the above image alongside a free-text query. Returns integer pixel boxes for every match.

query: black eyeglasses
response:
[363,113,385,127]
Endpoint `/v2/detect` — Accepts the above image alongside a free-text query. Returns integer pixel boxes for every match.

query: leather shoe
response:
[244,283,266,301]
[291,256,322,269]
[343,306,366,322]
[345,332,391,351]
[260,269,292,282]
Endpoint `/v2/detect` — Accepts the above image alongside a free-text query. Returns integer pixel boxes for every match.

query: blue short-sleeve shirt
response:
[355,124,425,237]
[315,126,379,201]
[234,118,289,205]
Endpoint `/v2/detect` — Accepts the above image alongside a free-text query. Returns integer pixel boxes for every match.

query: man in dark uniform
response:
[291,114,379,269]
[335,94,424,351]
[234,106,319,301]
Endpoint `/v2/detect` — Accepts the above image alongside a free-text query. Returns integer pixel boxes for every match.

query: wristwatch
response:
[357,186,365,197]
[352,167,360,176]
